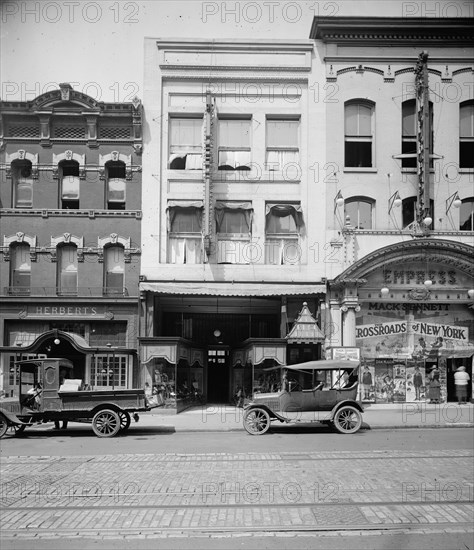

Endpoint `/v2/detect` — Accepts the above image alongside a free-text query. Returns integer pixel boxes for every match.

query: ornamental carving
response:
[408,288,431,301]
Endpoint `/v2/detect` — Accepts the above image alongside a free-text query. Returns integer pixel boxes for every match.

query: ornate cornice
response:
[310,17,474,46]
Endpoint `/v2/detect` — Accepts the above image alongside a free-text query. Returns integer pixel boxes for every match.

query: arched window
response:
[460,101,474,169]
[59,160,80,209]
[344,198,374,229]
[402,196,435,229]
[105,161,126,210]
[11,159,33,208]
[10,243,31,294]
[344,101,374,168]
[57,244,78,295]
[104,245,125,294]
[401,99,433,169]
[460,198,474,231]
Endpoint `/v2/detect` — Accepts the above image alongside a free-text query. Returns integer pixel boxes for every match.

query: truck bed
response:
[58,388,148,412]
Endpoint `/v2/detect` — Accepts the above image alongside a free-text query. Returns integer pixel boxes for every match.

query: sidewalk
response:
[139,402,474,432]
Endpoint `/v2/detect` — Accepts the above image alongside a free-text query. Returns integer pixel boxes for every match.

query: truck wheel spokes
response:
[119,412,131,431]
[0,415,8,438]
[92,409,121,438]
[243,408,270,435]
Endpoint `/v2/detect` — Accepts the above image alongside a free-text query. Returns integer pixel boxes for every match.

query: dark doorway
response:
[207,347,229,403]
[447,358,472,402]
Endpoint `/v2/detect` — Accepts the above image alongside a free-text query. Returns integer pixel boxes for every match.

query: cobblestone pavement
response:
[1,449,473,541]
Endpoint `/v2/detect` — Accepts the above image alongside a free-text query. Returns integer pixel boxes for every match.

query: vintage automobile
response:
[243,359,363,435]
[0,358,159,438]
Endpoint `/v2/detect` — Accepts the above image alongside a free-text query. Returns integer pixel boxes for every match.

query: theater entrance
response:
[206,347,230,403]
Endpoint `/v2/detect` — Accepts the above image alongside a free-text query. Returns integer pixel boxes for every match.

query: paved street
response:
[1,428,473,549]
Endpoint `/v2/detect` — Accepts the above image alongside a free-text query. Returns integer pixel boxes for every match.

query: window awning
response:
[140,282,325,297]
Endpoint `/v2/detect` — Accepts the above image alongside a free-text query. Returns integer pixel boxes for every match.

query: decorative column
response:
[328,299,343,348]
[340,303,360,347]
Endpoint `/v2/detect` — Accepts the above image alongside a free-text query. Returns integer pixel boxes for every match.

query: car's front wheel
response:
[243,407,271,435]
[333,406,362,434]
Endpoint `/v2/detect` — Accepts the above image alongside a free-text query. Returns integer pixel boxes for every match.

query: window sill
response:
[459,168,474,173]
[343,168,377,173]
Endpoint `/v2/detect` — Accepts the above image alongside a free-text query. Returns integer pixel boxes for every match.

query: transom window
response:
[169,118,203,170]
[460,101,474,169]
[218,118,251,170]
[344,101,374,168]
[344,198,373,229]
[266,118,299,170]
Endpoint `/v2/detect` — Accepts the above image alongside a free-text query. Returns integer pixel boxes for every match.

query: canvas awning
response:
[140,282,325,297]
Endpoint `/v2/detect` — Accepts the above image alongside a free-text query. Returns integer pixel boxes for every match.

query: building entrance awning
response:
[140,282,325,297]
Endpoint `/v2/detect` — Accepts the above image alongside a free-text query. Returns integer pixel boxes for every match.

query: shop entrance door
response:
[207,347,229,403]
[446,358,473,402]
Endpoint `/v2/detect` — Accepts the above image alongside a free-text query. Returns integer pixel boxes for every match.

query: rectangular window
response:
[266,119,299,170]
[265,205,301,265]
[460,102,474,168]
[344,103,373,168]
[90,355,128,388]
[61,175,80,209]
[168,207,203,264]
[13,163,33,207]
[105,246,124,294]
[169,118,203,169]
[218,118,251,170]
[58,245,77,295]
[107,178,126,210]
[216,206,252,264]
[402,100,417,169]
[10,244,31,294]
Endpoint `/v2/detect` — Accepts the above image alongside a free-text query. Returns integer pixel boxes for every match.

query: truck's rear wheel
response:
[7,425,26,436]
[119,412,131,431]
[92,409,121,438]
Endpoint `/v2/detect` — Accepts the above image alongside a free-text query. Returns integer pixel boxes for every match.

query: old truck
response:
[0,358,158,438]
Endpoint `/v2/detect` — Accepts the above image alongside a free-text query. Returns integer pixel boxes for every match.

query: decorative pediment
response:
[99,152,132,166]
[97,234,131,249]
[4,233,36,248]
[6,150,38,165]
[286,302,325,343]
[53,151,85,165]
[51,234,83,248]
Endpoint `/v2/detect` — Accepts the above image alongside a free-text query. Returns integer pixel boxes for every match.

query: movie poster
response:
[405,360,426,402]
[374,359,394,403]
[360,361,375,402]
[392,360,407,402]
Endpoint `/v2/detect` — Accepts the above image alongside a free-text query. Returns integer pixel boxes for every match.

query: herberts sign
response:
[356,321,468,341]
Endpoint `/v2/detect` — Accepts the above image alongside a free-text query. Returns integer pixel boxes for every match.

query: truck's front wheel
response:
[0,414,8,438]
[92,409,121,438]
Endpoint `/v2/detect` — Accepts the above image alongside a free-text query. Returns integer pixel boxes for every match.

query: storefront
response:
[139,284,326,412]
[328,239,474,404]
[0,302,139,397]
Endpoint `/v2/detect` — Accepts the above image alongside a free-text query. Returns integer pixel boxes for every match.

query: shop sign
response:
[20,305,111,318]
[357,321,468,342]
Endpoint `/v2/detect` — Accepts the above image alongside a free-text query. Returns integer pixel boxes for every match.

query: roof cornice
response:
[310,17,474,46]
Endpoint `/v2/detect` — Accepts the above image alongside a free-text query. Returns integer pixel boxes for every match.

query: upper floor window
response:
[344,101,374,168]
[10,243,31,294]
[169,118,203,169]
[402,196,435,229]
[58,244,77,295]
[266,118,299,170]
[104,245,125,294]
[59,160,80,209]
[344,198,374,229]
[218,118,251,170]
[215,202,252,264]
[265,204,302,265]
[12,159,33,208]
[105,161,126,210]
[460,101,474,169]
[401,99,433,169]
[460,198,474,231]
[167,202,203,264]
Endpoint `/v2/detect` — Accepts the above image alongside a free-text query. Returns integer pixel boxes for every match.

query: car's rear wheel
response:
[119,412,131,431]
[243,407,271,435]
[333,406,362,434]
[92,409,121,438]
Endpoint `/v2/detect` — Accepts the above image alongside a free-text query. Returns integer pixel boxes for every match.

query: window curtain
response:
[265,204,303,233]
[264,238,300,265]
[215,201,253,233]
[166,201,203,232]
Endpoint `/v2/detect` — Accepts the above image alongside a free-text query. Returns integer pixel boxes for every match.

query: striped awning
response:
[140,282,325,297]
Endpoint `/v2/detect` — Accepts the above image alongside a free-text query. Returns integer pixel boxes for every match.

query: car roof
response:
[265,360,360,372]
